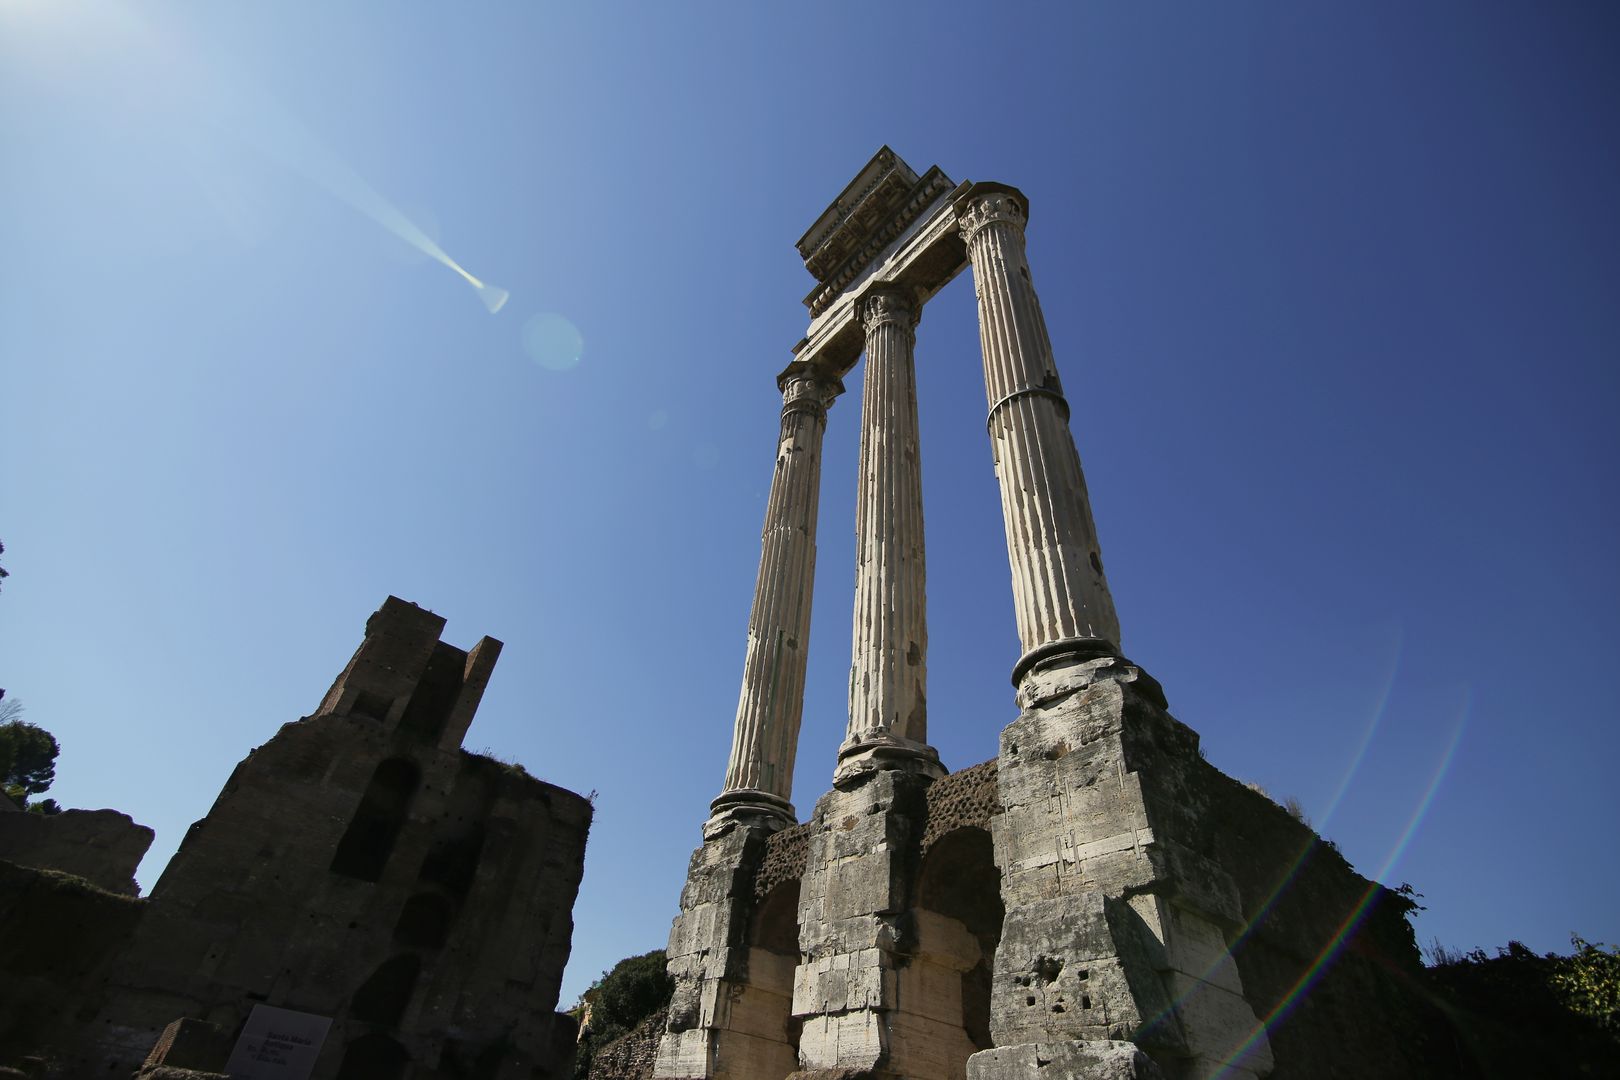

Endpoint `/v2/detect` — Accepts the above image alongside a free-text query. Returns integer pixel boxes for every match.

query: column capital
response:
[777,362,844,417]
[953,181,1030,244]
[855,284,920,334]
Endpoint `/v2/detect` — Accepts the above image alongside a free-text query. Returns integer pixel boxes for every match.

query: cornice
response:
[804,168,956,318]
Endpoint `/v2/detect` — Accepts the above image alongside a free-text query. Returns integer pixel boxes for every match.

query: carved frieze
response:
[805,169,956,318]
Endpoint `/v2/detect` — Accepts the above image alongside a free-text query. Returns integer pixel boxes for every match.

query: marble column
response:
[709,364,842,832]
[956,184,1122,685]
[838,285,942,782]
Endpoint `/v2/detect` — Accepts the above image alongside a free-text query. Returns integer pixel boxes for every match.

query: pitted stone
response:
[967,1040,1166,1080]
[921,758,1001,855]
[754,821,812,903]
[658,149,1452,1080]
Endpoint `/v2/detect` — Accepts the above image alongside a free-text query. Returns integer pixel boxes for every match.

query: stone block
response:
[793,952,892,1017]
[1154,842,1242,930]
[1124,895,1244,996]
[823,852,902,921]
[1159,973,1273,1076]
[997,891,1114,962]
[654,1028,714,1078]
[990,957,1137,1047]
[967,1040,1166,1079]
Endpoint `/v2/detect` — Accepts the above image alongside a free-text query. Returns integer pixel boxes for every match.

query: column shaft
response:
[958,188,1121,677]
[713,368,840,827]
[840,288,939,779]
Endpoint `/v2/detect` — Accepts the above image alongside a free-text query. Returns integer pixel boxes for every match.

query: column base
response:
[832,734,946,788]
[705,789,796,838]
[1010,636,1120,689]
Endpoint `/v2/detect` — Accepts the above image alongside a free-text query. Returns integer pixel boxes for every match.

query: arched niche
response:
[349,953,421,1029]
[330,757,421,882]
[393,891,454,949]
[902,825,1005,1076]
[717,877,801,1080]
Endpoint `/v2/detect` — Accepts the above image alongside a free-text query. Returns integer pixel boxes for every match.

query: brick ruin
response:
[655,149,1450,1080]
[0,596,591,1078]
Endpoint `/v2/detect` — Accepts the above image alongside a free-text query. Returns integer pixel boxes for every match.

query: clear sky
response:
[2,1,1616,1008]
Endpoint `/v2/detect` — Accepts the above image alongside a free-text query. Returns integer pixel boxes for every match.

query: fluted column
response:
[956,184,1122,685]
[710,364,842,832]
[837,286,942,782]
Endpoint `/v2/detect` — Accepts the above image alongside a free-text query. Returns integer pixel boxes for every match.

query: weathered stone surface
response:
[0,807,153,895]
[588,1006,668,1080]
[660,148,1470,1080]
[714,368,842,830]
[920,758,1000,854]
[839,286,939,784]
[0,859,144,1067]
[967,1040,1165,1079]
[754,822,811,903]
[657,823,798,1080]
[6,596,592,1080]
[957,183,1119,666]
[987,654,1270,1074]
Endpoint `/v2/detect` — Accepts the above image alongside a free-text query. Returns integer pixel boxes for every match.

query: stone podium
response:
[656,148,1431,1080]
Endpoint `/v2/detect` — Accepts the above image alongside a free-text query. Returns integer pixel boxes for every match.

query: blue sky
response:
[1,1,1616,1008]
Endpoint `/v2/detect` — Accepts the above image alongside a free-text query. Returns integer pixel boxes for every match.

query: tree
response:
[0,539,9,592]
[1553,936,1620,1035]
[0,701,60,809]
[572,949,673,1079]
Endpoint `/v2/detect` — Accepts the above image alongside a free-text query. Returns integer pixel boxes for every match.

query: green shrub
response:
[573,949,673,1079]
[1552,936,1620,1035]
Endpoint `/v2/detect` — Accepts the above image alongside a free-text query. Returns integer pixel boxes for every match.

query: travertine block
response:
[987,656,1269,1073]
[1158,973,1273,1077]
[967,1040,1165,1080]
[1125,896,1244,997]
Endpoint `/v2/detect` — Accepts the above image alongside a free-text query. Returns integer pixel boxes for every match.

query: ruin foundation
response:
[656,148,1447,1079]
[0,596,591,1079]
[659,653,1440,1079]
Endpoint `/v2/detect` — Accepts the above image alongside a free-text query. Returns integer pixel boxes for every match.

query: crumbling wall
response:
[45,596,592,1080]
[661,761,1008,1080]
[0,807,153,895]
[753,823,810,903]
[972,653,1453,1080]
[1197,767,1453,1076]
[665,658,1458,1080]
[589,1006,669,1080]
[0,860,145,1068]
[920,758,999,854]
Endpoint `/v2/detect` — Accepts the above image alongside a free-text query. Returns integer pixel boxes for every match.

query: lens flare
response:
[1132,649,1471,1077]
[522,312,584,371]
[474,281,510,315]
[1202,688,1472,1078]
[1135,629,1407,1048]
[41,0,510,314]
[211,89,509,314]
[1316,625,1405,832]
